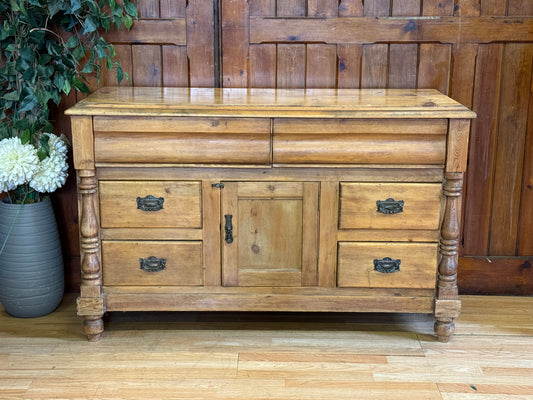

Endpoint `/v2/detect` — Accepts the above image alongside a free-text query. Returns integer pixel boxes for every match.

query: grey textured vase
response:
[0,197,64,318]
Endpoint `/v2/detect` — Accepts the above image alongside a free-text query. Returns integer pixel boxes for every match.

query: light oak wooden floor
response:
[1,294,532,400]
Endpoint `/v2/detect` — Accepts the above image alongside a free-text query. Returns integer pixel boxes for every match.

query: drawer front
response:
[102,241,203,286]
[337,242,438,288]
[273,118,446,165]
[99,181,201,228]
[94,116,271,164]
[339,182,442,230]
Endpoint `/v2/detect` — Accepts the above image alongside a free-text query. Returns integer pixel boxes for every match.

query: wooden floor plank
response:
[1,294,533,399]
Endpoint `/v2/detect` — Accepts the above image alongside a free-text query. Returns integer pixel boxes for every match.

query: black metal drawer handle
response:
[374,257,401,273]
[224,214,233,244]
[139,256,166,272]
[137,195,164,211]
[376,198,404,214]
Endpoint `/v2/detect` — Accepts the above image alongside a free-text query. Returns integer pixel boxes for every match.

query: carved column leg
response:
[435,172,463,342]
[77,170,104,341]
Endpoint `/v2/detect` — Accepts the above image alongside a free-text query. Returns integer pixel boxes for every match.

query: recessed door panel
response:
[222,181,319,287]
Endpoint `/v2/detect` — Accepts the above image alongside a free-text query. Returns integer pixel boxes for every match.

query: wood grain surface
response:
[1,294,532,399]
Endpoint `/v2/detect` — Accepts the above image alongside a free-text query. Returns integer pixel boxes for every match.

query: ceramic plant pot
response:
[0,197,64,317]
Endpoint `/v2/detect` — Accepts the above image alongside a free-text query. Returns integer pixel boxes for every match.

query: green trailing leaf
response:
[0,0,138,163]
[123,1,138,18]
[20,129,31,144]
[122,13,133,30]
[2,91,19,101]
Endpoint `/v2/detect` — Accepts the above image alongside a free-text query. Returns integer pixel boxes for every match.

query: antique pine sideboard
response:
[66,87,475,342]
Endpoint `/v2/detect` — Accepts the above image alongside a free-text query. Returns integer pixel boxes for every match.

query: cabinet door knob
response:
[224,214,233,244]
[373,257,401,273]
[376,198,404,214]
[137,195,164,211]
[139,256,166,272]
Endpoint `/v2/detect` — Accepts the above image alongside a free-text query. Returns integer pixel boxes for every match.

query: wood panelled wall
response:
[54,0,533,294]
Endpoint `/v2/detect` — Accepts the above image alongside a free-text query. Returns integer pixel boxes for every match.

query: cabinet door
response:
[221,182,319,287]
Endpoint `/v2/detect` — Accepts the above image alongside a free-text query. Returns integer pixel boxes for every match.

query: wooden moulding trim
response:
[458,257,533,295]
[95,166,445,183]
[104,293,434,313]
[250,16,533,45]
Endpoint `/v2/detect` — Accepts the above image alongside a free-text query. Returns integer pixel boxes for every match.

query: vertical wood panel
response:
[248,0,276,87]
[308,0,338,17]
[450,44,477,108]
[389,0,419,89]
[364,0,391,16]
[249,0,276,16]
[490,43,533,255]
[137,0,159,18]
[222,0,249,87]
[454,0,481,16]
[518,76,533,255]
[132,45,162,86]
[389,45,417,88]
[249,44,277,87]
[361,44,388,88]
[277,0,306,16]
[160,0,186,17]
[392,0,421,15]
[418,44,451,94]
[338,0,363,88]
[277,44,306,88]
[362,0,389,88]
[419,0,453,94]
[187,0,215,87]
[463,44,503,256]
[480,0,507,15]
[508,0,533,15]
[422,0,455,15]
[162,46,189,86]
[306,44,337,88]
[337,45,362,88]
[338,0,363,16]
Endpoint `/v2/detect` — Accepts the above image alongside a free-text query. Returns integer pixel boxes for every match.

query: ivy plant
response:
[0,0,138,140]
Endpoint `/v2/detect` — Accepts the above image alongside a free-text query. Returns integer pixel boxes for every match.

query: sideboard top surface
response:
[66,87,476,119]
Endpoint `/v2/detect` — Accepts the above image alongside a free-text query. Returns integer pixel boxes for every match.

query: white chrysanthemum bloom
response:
[0,137,40,192]
[30,134,69,193]
[47,133,68,158]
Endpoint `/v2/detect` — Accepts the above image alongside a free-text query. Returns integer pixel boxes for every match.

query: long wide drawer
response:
[339,182,442,230]
[102,241,203,286]
[273,118,447,165]
[99,181,202,228]
[93,116,271,164]
[337,242,438,289]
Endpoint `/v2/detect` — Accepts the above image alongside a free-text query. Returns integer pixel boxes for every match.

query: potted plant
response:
[0,0,137,317]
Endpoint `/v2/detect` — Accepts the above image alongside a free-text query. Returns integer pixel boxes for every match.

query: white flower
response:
[30,134,69,193]
[0,137,40,192]
[47,133,68,158]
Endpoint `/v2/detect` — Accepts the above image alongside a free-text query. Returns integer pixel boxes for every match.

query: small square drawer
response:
[102,241,203,286]
[339,182,442,230]
[99,181,201,228]
[337,242,438,289]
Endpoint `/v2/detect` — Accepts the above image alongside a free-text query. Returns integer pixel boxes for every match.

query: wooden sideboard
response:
[66,87,475,342]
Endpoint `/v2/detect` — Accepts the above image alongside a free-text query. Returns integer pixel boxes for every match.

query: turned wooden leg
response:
[84,315,104,342]
[435,172,463,342]
[77,169,105,341]
[434,318,455,343]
